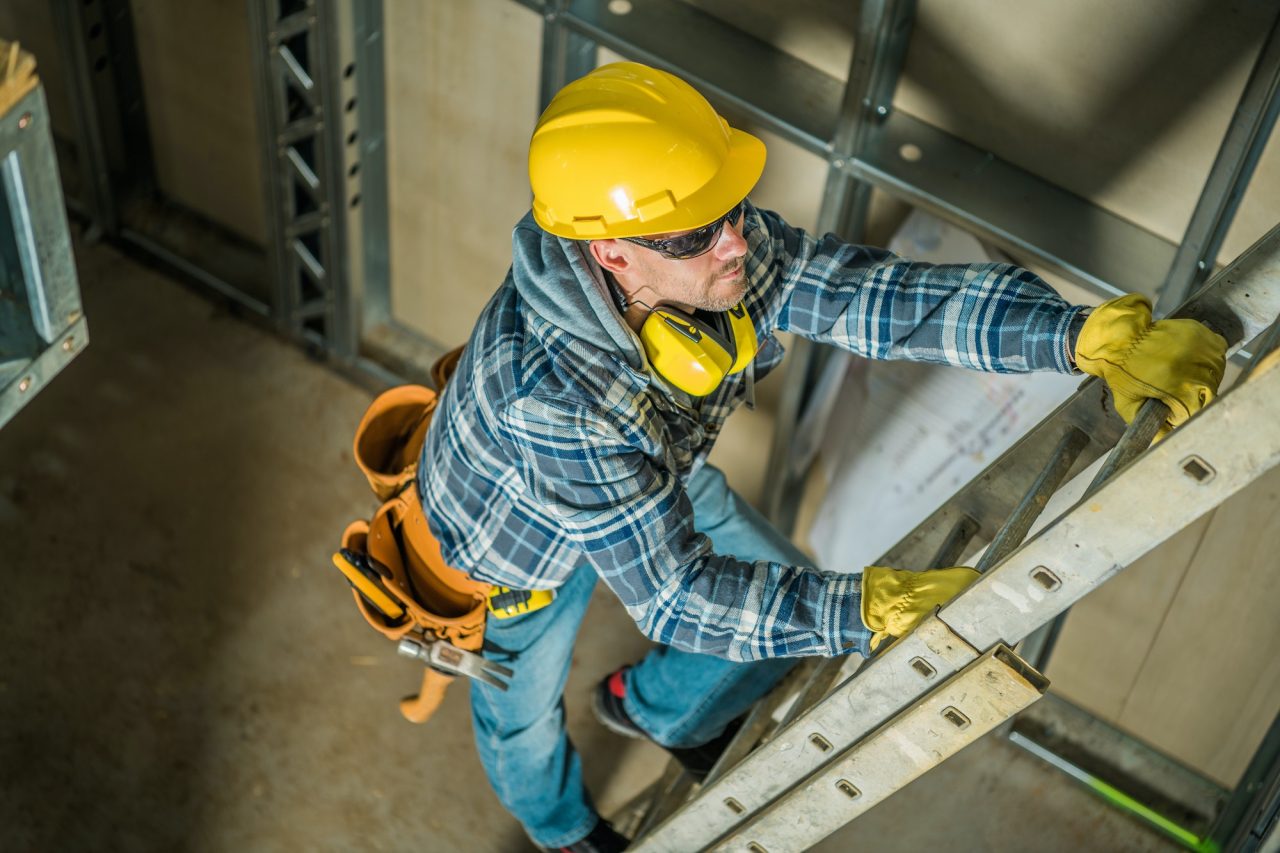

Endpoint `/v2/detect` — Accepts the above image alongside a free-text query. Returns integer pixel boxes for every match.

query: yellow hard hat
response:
[529,62,766,240]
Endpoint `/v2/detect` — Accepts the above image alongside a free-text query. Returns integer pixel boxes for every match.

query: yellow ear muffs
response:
[639,301,759,396]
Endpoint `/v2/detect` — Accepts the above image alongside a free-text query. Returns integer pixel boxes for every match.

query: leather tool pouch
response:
[340,346,490,724]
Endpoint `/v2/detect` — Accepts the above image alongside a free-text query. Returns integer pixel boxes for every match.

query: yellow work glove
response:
[860,566,980,651]
[1074,294,1227,438]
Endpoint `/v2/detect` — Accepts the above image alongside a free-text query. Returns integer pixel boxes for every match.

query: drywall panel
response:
[1222,128,1280,263]
[686,0,1280,269]
[684,0,853,80]
[384,0,541,348]
[130,0,266,244]
[0,0,73,139]
[1113,464,1280,786]
[895,0,1280,263]
[1046,515,1213,722]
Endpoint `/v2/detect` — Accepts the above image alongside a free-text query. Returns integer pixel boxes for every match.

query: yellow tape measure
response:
[332,550,405,621]
[486,586,555,619]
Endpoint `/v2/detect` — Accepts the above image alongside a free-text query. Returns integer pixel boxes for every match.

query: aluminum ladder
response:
[619,221,1280,852]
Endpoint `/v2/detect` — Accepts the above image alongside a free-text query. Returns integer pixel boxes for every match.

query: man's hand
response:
[860,566,980,651]
[1075,294,1227,438]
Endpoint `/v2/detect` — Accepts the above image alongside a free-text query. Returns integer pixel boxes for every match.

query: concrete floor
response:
[0,236,1177,852]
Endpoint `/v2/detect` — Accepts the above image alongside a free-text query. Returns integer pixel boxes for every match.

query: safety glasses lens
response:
[659,201,745,259]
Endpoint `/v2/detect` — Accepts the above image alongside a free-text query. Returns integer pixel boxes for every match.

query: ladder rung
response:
[1085,397,1169,497]
[928,513,979,568]
[975,427,1090,573]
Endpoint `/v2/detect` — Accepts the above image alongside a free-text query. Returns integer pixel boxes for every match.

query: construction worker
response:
[418,62,1226,852]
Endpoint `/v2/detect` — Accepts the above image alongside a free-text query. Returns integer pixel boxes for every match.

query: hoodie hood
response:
[509,211,647,374]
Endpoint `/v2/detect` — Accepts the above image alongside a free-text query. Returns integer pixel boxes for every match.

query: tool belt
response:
[335,347,516,724]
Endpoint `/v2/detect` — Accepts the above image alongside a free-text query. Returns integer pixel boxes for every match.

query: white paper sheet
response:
[806,210,1082,573]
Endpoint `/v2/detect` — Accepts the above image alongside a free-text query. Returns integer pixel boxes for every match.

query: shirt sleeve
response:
[500,393,870,661]
[745,205,1086,374]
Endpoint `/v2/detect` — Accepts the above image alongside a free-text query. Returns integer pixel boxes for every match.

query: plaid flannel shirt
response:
[420,202,1084,661]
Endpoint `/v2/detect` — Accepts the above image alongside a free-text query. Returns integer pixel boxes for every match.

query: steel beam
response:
[352,0,390,332]
[0,83,88,430]
[539,1,597,114]
[248,0,357,357]
[761,0,914,531]
[1156,10,1280,314]
[52,0,120,237]
[1208,711,1280,852]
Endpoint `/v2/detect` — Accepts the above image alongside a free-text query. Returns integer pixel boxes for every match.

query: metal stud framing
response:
[1156,11,1280,314]
[351,0,389,334]
[760,0,915,531]
[540,1,598,113]
[248,0,357,357]
[509,0,1280,536]
[51,0,155,239]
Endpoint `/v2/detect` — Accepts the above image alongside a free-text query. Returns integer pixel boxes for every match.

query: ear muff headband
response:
[639,302,759,396]
[724,303,758,374]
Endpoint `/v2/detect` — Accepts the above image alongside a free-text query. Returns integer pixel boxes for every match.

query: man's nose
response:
[714,220,748,259]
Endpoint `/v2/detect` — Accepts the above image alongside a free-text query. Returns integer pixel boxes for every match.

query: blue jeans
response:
[470,465,812,847]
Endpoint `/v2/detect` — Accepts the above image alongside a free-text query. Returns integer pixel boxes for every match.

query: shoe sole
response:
[590,685,646,740]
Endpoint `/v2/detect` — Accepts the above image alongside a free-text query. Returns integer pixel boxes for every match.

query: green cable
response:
[1087,776,1217,853]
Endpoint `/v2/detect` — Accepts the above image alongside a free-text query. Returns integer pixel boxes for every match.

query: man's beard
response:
[696,262,747,312]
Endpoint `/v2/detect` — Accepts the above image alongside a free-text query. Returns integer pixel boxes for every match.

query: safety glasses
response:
[623,200,746,260]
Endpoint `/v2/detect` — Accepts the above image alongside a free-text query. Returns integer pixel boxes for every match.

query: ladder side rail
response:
[1019,397,1168,668]
[632,222,1280,851]
[714,645,1048,852]
[639,326,1280,852]
[766,511,982,741]
[973,427,1091,573]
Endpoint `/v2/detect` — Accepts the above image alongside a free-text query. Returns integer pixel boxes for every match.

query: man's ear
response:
[589,239,631,275]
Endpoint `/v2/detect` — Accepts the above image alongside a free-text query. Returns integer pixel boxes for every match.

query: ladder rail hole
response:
[1031,566,1061,591]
